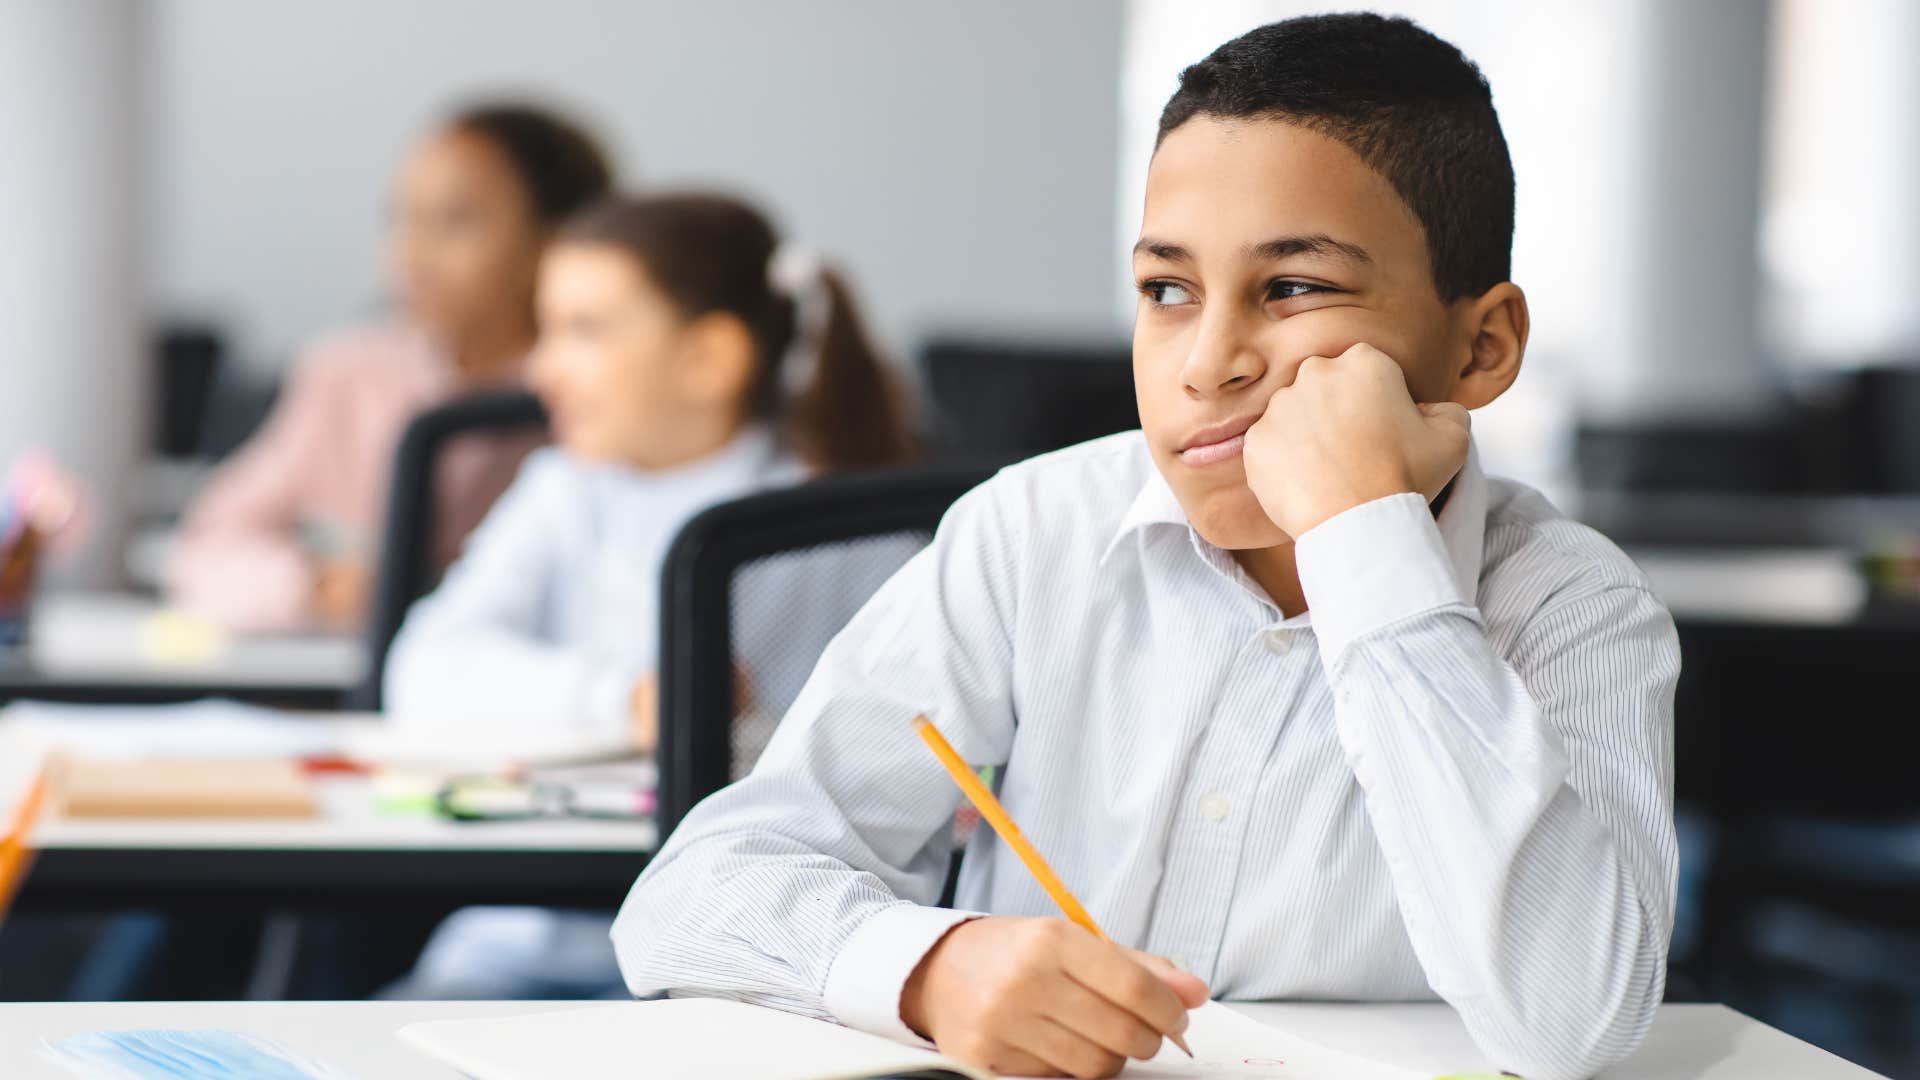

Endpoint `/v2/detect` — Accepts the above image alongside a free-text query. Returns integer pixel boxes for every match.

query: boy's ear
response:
[1448,282,1529,410]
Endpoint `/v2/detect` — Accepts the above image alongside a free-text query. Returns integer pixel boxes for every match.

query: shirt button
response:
[1199,792,1230,822]
[1264,629,1293,656]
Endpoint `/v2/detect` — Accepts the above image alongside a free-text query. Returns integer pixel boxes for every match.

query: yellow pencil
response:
[0,768,50,924]
[912,714,1193,1058]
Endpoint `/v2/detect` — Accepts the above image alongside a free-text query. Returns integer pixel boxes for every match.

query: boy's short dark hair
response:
[1157,13,1514,302]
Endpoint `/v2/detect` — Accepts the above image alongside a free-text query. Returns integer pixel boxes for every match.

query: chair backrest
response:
[920,339,1137,464]
[655,465,995,835]
[354,390,548,709]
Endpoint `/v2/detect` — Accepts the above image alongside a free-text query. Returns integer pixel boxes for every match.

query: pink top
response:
[164,323,540,633]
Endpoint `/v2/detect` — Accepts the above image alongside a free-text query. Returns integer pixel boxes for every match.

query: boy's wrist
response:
[1263,472,1419,538]
[1295,493,1469,665]
[899,918,975,1039]
[823,904,983,1045]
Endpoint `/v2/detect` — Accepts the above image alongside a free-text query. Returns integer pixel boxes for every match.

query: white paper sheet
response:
[1092,1002,1425,1078]
[398,999,1426,1080]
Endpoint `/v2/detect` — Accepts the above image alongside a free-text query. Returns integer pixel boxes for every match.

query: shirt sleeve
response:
[382,456,634,753]
[610,480,1019,1041]
[1295,493,1679,1080]
[164,355,336,632]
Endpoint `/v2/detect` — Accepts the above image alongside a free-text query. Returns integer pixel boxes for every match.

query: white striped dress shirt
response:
[612,431,1679,1080]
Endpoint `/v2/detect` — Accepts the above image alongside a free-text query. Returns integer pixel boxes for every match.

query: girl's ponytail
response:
[777,263,916,471]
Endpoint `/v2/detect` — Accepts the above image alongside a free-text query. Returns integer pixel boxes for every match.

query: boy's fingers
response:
[1041,971,1169,1061]
[1121,947,1212,1008]
[1417,400,1472,430]
[1009,1014,1127,1080]
[975,1044,1056,1079]
[1060,935,1191,1038]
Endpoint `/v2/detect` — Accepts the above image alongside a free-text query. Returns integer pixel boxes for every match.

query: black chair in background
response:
[919,339,1138,464]
[195,358,284,464]
[153,323,226,461]
[352,390,548,710]
[654,465,994,838]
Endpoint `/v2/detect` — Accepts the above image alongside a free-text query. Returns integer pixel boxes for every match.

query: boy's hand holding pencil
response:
[906,716,1207,1078]
[901,916,1207,1079]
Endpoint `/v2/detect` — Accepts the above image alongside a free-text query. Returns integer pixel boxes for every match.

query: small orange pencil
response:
[912,715,1193,1058]
[0,768,51,924]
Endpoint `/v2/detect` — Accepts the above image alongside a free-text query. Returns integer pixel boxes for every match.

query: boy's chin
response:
[1180,489,1293,551]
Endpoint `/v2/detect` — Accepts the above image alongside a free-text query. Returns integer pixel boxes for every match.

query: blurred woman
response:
[165,103,613,632]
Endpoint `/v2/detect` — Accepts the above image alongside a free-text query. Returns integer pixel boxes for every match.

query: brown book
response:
[53,756,317,819]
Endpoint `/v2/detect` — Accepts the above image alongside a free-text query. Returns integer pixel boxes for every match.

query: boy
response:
[614,14,1678,1080]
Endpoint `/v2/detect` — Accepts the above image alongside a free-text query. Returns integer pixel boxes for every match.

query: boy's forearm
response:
[612,737,971,1034]
[1331,654,1667,1079]
[1296,505,1677,1078]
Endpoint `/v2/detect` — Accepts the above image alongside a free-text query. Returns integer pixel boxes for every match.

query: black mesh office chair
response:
[919,339,1138,464]
[655,465,995,837]
[353,390,548,709]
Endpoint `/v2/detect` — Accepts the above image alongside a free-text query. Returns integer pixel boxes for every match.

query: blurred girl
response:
[386,192,915,754]
[381,193,915,997]
[166,103,613,632]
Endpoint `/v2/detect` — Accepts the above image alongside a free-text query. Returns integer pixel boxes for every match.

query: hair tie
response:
[767,245,830,396]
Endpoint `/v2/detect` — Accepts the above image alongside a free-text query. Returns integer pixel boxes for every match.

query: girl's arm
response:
[383,452,639,753]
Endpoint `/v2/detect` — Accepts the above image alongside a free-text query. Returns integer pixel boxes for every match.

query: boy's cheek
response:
[1259,309,1427,369]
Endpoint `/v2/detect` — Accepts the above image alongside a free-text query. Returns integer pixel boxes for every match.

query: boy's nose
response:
[1181,313,1267,399]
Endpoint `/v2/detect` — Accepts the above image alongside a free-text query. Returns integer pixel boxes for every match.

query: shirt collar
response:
[1100,439,1490,603]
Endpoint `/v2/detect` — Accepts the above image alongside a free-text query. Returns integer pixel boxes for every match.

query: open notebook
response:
[398,998,1428,1080]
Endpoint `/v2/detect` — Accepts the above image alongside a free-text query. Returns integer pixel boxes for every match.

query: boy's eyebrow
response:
[1246,234,1373,265]
[1130,234,1373,265]
[1132,238,1191,262]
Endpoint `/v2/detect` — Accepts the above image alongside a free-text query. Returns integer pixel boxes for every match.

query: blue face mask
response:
[45,1030,345,1080]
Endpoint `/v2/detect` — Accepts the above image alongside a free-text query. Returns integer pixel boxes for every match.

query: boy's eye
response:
[1140,280,1194,306]
[1266,280,1329,302]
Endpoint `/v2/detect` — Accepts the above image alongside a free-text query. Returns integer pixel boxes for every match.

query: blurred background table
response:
[0,591,363,709]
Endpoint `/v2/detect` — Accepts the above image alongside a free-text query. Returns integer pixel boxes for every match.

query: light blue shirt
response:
[384,427,803,998]
[612,431,1680,1080]
[386,426,804,753]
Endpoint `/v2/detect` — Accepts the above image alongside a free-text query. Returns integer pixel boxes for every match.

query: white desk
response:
[0,1000,1886,1078]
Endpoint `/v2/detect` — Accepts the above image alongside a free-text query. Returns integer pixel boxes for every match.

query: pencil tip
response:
[1170,1033,1193,1058]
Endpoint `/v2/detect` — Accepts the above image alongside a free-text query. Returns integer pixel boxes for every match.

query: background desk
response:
[16,794,655,915]
[0,592,364,709]
[0,1000,1888,1078]
[6,715,656,916]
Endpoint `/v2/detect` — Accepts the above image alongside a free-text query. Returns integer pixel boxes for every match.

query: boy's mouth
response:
[1177,414,1260,467]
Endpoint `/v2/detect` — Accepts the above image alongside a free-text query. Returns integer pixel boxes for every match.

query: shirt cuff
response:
[1295,492,1469,667]
[823,904,981,1044]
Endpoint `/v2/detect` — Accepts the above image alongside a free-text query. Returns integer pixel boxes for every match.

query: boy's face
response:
[1132,116,1479,551]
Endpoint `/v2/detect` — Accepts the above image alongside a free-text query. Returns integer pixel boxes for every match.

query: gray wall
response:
[142,0,1128,370]
[1,0,142,583]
